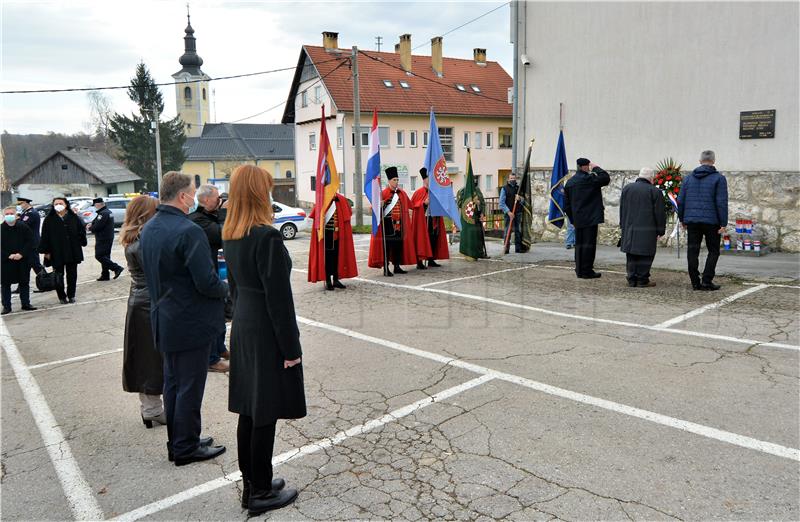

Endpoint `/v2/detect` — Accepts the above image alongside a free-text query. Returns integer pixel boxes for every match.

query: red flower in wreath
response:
[666,175,672,181]
[673,187,680,194]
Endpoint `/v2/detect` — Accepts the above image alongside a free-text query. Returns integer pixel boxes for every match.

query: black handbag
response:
[35,268,63,292]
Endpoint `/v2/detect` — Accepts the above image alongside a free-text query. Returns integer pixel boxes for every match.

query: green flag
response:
[519,140,534,251]
[458,149,487,259]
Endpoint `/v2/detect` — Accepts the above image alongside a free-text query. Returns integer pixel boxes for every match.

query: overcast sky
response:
[1,0,512,135]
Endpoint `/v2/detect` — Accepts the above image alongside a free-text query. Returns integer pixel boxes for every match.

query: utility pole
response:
[151,105,163,192]
[352,46,363,226]
[375,36,383,51]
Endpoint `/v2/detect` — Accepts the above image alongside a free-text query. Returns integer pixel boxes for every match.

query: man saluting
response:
[411,167,449,269]
[308,192,357,290]
[368,167,416,276]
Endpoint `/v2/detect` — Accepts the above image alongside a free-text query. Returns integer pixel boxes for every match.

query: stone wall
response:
[527,170,800,252]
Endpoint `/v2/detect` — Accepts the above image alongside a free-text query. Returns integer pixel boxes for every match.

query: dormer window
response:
[470,85,481,92]
[399,81,410,89]
[455,84,466,91]
[383,80,393,88]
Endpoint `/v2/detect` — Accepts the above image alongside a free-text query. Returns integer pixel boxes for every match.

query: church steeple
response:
[172,5,210,138]
[177,7,204,75]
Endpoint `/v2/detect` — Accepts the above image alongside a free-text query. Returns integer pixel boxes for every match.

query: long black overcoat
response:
[225,225,306,425]
[564,167,611,228]
[1,222,33,285]
[122,239,163,395]
[619,178,667,256]
[90,206,115,255]
[38,210,87,267]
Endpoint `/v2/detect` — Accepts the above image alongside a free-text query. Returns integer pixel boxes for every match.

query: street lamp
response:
[142,107,163,192]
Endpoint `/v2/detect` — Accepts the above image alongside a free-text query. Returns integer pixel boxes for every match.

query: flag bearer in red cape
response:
[368,167,416,276]
[308,192,357,290]
[411,167,449,269]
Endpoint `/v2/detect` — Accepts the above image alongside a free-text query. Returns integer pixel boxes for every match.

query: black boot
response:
[428,259,441,267]
[416,261,427,270]
[333,279,346,289]
[242,479,287,509]
[248,486,298,516]
[394,265,407,274]
[324,276,334,291]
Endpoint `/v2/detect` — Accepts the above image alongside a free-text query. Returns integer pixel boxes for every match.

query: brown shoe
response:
[209,360,230,373]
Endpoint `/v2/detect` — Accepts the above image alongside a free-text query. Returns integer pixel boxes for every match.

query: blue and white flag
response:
[423,109,460,224]
[364,109,382,235]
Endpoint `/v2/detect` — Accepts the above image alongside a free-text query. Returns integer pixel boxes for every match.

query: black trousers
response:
[2,281,30,308]
[427,219,439,260]
[163,344,211,459]
[686,223,721,286]
[325,234,339,280]
[625,253,655,284]
[53,263,78,300]
[574,225,598,277]
[95,247,122,277]
[237,415,277,490]
[504,213,523,252]
[385,236,402,267]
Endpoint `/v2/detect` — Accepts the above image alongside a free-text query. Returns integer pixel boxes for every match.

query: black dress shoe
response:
[428,259,441,267]
[701,282,721,291]
[586,272,602,279]
[68,297,76,303]
[394,266,407,274]
[416,261,427,270]
[384,270,393,277]
[174,444,226,466]
[21,304,38,311]
[168,437,215,461]
[248,487,298,516]
[627,281,637,288]
[58,298,68,305]
[333,279,346,289]
[241,479,286,509]
[1,308,11,315]
[113,267,125,279]
[324,280,334,291]
[97,275,110,281]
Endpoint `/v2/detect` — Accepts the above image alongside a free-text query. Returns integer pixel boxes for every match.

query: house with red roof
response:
[282,32,513,208]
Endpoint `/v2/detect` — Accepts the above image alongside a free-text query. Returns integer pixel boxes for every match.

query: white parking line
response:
[654,284,769,328]
[113,374,494,521]
[0,320,104,520]
[296,316,800,462]
[27,348,123,370]
[3,296,127,316]
[417,265,537,288]
[743,282,800,290]
[350,277,799,352]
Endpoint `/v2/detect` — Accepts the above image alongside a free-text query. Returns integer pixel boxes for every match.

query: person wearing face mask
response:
[16,197,43,276]
[140,172,228,466]
[1,207,37,314]
[89,198,125,281]
[499,172,526,253]
[38,197,87,304]
[189,184,230,373]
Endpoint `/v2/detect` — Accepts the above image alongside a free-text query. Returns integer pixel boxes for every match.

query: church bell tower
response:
[172,8,210,137]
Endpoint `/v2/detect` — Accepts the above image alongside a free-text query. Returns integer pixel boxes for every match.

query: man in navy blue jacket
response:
[677,150,728,291]
[141,172,228,466]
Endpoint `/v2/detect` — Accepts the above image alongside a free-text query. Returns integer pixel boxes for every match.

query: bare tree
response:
[85,91,114,153]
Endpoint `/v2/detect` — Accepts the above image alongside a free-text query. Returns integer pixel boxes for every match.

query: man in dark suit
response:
[619,168,667,287]
[89,198,124,281]
[140,172,228,466]
[564,158,611,278]
[16,197,43,275]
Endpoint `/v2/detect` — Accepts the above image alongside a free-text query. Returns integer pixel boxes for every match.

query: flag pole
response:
[504,139,534,254]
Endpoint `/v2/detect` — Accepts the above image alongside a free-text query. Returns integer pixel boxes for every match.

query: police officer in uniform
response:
[89,197,124,281]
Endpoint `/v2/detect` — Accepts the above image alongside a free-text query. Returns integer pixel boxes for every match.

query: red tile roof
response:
[286,45,512,122]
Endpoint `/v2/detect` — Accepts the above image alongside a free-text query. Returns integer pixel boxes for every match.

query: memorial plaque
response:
[739,110,776,139]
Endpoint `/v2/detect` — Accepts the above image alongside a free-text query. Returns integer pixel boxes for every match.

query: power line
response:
[357,50,510,106]
[0,58,343,95]
[411,1,511,51]
[223,57,351,124]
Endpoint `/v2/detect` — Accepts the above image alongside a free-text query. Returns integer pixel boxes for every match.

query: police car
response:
[272,200,309,240]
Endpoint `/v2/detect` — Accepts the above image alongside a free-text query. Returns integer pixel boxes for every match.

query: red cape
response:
[411,186,450,261]
[308,194,358,282]
[368,187,417,268]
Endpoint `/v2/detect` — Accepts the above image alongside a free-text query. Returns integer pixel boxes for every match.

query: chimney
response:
[394,43,400,53]
[322,31,339,50]
[399,34,412,73]
[431,36,443,77]
[473,48,487,66]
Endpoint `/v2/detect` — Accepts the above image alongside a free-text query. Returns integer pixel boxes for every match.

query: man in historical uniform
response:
[16,197,43,276]
[564,158,611,278]
[499,172,527,253]
[368,167,416,276]
[308,192,357,290]
[89,197,124,281]
[411,167,449,269]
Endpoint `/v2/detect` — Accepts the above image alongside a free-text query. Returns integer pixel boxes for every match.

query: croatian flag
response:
[667,191,679,212]
[423,109,460,224]
[364,109,382,235]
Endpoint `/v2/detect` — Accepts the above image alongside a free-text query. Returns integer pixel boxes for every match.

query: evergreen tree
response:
[109,62,186,190]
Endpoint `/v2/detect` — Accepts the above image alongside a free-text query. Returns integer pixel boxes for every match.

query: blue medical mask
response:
[15,205,23,213]
[188,195,199,214]
[4,215,16,225]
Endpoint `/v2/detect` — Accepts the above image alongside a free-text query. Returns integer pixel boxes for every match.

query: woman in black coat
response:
[119,196,165,428]
[223,164,305,516]
[1,207,36,314]
[38,197,87,304]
